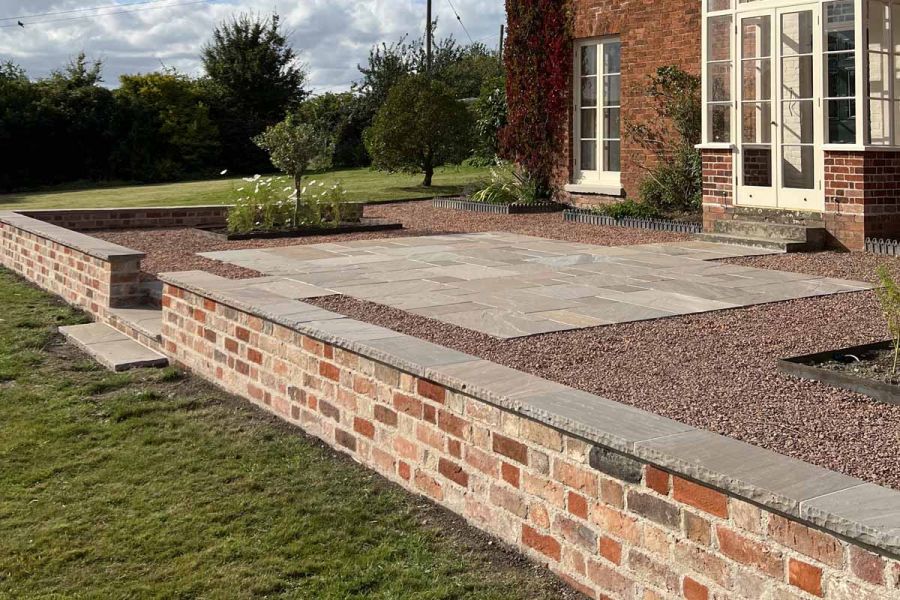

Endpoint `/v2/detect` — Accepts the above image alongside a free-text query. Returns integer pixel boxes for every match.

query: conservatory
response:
[700,0,900,248]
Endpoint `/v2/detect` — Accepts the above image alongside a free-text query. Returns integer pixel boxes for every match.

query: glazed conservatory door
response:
[776,4,823,210]
[736,3,824,212]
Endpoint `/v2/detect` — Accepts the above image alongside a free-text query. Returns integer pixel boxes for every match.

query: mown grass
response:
[0,268,574,599]
[0,166,488,210]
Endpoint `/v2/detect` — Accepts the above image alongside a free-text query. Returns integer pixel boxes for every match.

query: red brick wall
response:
[0,218,143,318]
[22,206,228,232]
[558,0,702,203]
[825,150,900,250]
[701,149,735,233]
[161,281,900,600]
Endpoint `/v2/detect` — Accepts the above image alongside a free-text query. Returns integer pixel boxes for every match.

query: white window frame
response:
[572,37,622,188]
[700,0,900,152]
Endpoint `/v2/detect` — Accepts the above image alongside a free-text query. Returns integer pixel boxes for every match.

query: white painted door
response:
[736,3,824,212]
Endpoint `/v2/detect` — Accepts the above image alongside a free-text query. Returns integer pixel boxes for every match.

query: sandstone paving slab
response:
[60,323,168,372]
[437,307,578,339]
[200,234,872,338]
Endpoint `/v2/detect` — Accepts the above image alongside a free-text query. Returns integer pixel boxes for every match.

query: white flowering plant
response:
[226,176,357,234]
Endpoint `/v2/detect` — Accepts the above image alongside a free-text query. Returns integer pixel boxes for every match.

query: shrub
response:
[470,164,542,205]
[876,265,900,376]
[226,176,353,233]
[626,66,702,213]
[364,74,472,186]
[590,200,661,220]
[227,175,294,234]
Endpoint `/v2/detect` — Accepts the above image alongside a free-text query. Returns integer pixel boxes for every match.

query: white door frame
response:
[735,2,825,211]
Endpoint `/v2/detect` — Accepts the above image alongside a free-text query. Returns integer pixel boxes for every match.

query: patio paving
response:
[199,232,872,339]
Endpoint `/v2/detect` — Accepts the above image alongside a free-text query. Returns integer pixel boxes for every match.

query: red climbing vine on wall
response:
[501,0,572,197]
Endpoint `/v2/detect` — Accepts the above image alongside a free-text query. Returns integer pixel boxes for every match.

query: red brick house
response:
[561,0,900,250]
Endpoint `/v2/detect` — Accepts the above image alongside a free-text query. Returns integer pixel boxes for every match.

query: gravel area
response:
[723,251,900,284]
[92,201,688,279]
[91,200,900,489]
[304,291,900,491]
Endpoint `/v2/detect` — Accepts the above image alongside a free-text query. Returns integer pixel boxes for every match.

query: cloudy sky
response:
[0,0,506,92]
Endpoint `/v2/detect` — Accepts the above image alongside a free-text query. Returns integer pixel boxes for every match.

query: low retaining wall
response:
[0,211,144,318]
[20,206,229,232]
[159,270,900,600]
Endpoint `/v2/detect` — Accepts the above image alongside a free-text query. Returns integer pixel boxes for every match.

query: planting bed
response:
[779,341,900,406]
[197,218,403,241]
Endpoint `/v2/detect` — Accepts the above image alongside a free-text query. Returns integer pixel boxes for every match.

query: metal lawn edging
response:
[778,340,900,407]
[865,237,900,256]
[432,198,564,214]
[563,209,702,234]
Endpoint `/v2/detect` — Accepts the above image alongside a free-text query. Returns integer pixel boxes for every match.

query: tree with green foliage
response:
[295,92,368,167]
[364,75,472,187]
[202,13,307,172]
[34,53,117,184]
[113,71,220,180]
[253,113,333,221]
[471,76,508,162]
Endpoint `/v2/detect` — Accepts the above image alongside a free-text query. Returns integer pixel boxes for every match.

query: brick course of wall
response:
[0,213,144,318]
[21,206,229,232]
[160,280,900,600]
[701,149,735,234]
[557,0,702,206]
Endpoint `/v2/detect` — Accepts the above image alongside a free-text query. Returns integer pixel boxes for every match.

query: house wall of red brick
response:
[558,0,702,207]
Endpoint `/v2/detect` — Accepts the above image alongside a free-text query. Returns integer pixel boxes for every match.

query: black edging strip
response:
[432,198,564,214]
[563,209,703,234]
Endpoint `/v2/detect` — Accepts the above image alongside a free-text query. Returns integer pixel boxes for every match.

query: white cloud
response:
[0,0,506,92]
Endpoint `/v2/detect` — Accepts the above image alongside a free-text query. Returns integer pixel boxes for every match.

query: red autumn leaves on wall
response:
[501,0,573,193]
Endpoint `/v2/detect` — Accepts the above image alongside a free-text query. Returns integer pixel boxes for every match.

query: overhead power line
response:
[1,0,166,22]
[0,0,209,28]
[445,0,474,44]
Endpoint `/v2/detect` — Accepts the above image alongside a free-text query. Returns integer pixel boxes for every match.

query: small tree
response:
[626,66,703,213]
[364,75,472,186]
[876,265,900,376]
[253,114,333,222]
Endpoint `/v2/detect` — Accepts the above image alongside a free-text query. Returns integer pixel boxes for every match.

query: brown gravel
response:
[93,201,900,489]
[92,201,688,279]
[304,291,900,491]
[723,251,900,284]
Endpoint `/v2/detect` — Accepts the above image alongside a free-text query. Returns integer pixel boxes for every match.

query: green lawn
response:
[0,166,488,210]
[0,268,572,599]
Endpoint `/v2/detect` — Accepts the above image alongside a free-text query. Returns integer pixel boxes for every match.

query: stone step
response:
[733,206,825,225]
[694,232,809,253]
[59,322,168,372]
[714,219,819,242]
[109,305,163,341]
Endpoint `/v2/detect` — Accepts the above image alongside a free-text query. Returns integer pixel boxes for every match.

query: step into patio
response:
[59,322,168,372]
[696,218,826,253]
[108,305,164,351]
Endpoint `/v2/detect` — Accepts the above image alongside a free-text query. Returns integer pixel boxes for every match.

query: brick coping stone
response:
[0,211,145,262]
[158,268,900,559]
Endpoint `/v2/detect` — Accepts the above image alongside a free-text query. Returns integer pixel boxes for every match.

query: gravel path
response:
[91,200,900,489]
